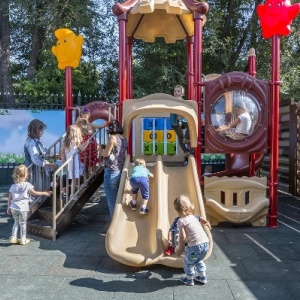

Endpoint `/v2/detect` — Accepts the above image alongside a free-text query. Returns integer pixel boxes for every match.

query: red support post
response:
[187,36,194,100]
[127,37,133,99]
[65,66,73,130]
[193,12,204,182]
[127,36,133,157]
[118,13,128,123]
[248,48,257,176]
[268,35,280,227]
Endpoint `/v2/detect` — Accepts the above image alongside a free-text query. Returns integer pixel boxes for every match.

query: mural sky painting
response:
[0,110,65,155]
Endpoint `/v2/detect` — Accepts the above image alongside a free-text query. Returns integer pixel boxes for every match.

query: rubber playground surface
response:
[0,185,300,300]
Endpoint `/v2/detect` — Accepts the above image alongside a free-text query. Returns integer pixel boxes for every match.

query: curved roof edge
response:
[112,0,209,16]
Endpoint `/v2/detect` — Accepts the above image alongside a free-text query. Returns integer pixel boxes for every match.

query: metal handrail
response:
[51,127,108,240]
[26,124,108,240]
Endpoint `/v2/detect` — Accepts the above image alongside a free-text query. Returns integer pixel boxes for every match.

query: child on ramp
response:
[129,158,154,215]
[173,194,211,286]
[7,165,52,245]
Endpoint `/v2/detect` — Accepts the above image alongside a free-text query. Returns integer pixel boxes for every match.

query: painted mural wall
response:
[0,109,66,164]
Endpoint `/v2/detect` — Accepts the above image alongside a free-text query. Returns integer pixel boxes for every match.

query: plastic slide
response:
[214,153,265,177]
[106,155,213,268]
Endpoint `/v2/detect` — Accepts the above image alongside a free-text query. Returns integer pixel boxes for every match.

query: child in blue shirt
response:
[165,216,180,256]
[129,158,154,215]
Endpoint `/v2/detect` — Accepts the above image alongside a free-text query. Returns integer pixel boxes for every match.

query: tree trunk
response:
[27,24,46,80]
[26,2,46,81]
[0,0,14,107]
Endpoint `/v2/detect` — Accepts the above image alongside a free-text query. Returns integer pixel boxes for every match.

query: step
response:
[36,207,54,222]
[27,219,55,240]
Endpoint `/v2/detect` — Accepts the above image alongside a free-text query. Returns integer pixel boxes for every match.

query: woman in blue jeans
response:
[99,120,127,217]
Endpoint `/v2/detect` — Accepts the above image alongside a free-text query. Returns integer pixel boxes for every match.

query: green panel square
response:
[143,143,153,155]
[155,142,164,154]
[167,142,177,155]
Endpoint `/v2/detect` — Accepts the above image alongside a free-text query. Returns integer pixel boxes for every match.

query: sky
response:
[0,110,65,155]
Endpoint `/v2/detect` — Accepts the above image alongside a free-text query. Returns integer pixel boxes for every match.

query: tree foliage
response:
[1,0,300,107]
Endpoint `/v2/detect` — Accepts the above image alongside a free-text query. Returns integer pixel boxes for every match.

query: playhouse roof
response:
[112,0,209,43]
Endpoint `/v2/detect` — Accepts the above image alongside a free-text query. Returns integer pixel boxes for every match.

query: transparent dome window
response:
[212,91,260,140]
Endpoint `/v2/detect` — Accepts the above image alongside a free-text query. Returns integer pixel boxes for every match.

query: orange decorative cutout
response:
[51,28,84,69]
[257,0,300,39]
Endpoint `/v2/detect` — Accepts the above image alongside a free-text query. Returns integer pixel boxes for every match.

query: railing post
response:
[77,91,82,106]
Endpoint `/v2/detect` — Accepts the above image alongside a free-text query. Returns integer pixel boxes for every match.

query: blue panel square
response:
[154,118,164,130]
[143,118,154,130]
[166,118,172,130]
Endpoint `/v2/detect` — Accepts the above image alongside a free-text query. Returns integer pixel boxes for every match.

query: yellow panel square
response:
[167,130,176,142]
[155,130,164,142]
[143,130,153,142]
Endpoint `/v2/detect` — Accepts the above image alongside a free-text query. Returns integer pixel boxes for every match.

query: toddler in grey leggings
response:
[7,165,52,245]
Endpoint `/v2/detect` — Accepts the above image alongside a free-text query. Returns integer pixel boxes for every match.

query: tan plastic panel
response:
[204,176,269,226]
[127,1,205,43]
[122,93,198,147]
[106,155,213,268]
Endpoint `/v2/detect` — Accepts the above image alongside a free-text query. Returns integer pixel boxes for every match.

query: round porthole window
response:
[211,90,260,141]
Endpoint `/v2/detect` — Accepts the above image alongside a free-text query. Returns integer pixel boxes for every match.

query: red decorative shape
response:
[182,0,209,14]
[112,0,139,16]
[257,0,300,39]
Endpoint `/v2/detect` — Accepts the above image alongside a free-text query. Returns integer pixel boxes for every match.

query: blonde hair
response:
[135,158,146,167]
[12,165,27,184]
[174,194,194,216]
[76,117,90,136]
[174,85,185,96]
[63,125,83,150]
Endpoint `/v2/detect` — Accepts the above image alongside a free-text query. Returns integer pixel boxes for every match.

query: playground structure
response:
[204,176,269,227]
[25,0,300,269]
[105,0,270,267]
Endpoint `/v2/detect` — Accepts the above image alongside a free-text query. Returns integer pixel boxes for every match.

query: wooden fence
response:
[261,99,300,197]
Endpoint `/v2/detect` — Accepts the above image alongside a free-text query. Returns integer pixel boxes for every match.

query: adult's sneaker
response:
[194,275,207,284]
[139,207,149,215]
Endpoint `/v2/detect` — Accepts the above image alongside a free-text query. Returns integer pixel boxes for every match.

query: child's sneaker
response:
[184,151,190,158]
[9,237,19,244]
[19,238,30,245]
[164,245,175,256]
[139,207,149,215]
[180,277,194,286]
[129,200,137,211]
[194,275,207,284]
